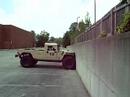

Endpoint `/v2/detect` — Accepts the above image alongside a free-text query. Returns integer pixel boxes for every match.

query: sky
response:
[0,0,120,37]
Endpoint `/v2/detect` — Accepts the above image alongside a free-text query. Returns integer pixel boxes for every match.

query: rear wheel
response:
[20,53,36,68]
[33,60,38,65]
[62,55,76,70]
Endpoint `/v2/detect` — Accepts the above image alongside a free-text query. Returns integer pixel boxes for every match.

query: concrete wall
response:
[68,32,130,97]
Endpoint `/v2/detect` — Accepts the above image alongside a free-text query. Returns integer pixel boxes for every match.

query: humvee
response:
[15,43,76,70]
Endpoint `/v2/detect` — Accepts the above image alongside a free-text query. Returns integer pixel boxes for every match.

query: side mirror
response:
[15,54,18,57]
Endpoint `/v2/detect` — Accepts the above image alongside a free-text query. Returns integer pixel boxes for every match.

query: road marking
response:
[0,84,41,87]
[19,72,62,76]
[0,83,61,88]
[20,93,26,97]
[45,84,61,87]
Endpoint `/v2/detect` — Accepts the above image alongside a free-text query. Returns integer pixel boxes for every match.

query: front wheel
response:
[62,55,76,70]
[20,53,36,68]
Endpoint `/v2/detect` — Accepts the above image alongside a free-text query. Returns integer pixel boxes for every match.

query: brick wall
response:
[0,25,35,49]
[0,25,2,49]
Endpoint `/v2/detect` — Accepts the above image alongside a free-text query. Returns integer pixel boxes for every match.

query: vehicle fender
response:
[17,52,34,60]
[62,52,76,60]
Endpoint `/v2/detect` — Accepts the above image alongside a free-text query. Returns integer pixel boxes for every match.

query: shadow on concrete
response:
[33,63,64,70]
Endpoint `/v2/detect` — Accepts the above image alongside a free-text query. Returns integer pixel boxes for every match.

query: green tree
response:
[31,30,36,39]
[84,12,91,27]
[120,0,127,3]
[31,30,36,36]
[55,37,63,46]
[63,31,71,47]
[63,12,92,45]
[49,36,55,42]
[36,30,49,47]
[68,22,79,43]
[48,36,63,46]
[69,22,78,32]
[79,20,86,33]
[118,0,128,5]
[31,30,36,47]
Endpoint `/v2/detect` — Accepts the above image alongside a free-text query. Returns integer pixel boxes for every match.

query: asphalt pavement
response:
[0,50,90,97]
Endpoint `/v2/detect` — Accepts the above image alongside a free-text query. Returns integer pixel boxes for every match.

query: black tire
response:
[20,53,35,68]
[33,60,38,64]
[62,55,76,70]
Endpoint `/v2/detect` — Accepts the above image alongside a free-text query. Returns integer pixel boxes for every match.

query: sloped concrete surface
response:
[0,50,90,97]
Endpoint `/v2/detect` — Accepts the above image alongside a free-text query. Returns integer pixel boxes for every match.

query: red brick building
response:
[0,25,3,49]
[0,24,35,49]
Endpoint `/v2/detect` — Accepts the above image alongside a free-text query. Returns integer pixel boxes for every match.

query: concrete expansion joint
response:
[0,83,61,88]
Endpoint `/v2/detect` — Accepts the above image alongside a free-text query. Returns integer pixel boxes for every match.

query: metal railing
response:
[74,3,130,43]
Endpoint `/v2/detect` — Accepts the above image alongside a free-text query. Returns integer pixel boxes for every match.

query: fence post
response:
[125,2,130,13]
[110,9,114,35]
[114,7,117,35]
[100,19,103,34]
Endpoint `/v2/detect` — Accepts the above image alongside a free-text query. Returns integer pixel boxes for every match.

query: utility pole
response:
[76,17,80,31]
[77,17,80,23]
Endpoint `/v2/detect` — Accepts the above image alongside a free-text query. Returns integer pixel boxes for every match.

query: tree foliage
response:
[118,0,128,6]
[49,36,55,42]
[63,31,71,47]
[63,12,91,47]
[120,0,127,4]
[54,37,63,46]
[30,30,36,47]
[48,36,63,46]
[31,30,36,40]
[69,22,78,32]
[36,30,49,47]
[31,30,36,36]
[116,12,130,33]
[85,12,91,27]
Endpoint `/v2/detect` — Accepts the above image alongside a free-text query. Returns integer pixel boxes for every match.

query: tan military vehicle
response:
[15,43,76,70]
